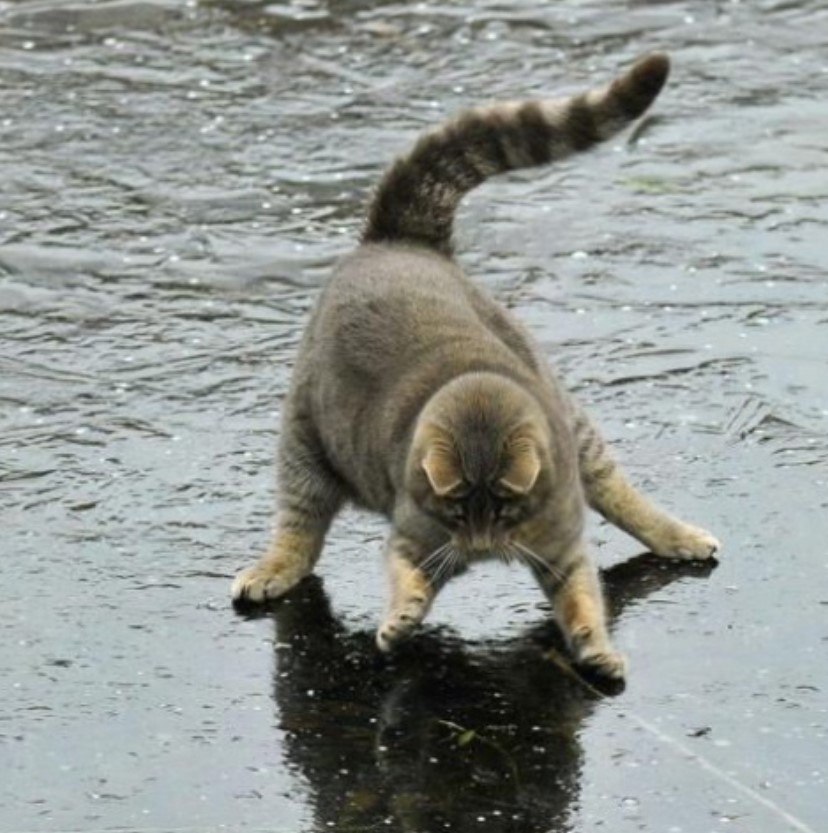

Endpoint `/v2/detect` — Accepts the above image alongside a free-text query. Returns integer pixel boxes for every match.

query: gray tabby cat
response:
[232,53,720,681]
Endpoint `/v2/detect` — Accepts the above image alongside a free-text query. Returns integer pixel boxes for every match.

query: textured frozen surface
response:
[1,1,827,831]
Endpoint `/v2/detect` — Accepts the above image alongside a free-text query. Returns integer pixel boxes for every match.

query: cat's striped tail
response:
[362,53,669,255]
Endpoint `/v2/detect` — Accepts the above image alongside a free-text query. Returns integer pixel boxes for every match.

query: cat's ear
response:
[499,440,541,495]
[422,445,463,496]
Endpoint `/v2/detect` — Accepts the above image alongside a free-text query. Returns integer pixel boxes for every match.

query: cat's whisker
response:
[430,549,450,585]
[417,540,459,587]
[511,540,567,585]
[449,546,463,580]
[512,541,555,573]
[419,541,451,573]
[432,555,451,586]
[435,544,462,586]
[497,546,516,567]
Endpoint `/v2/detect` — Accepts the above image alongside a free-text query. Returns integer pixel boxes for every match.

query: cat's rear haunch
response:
[232,53,720,682]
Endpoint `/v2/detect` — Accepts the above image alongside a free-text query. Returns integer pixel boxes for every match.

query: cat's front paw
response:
[376,607,424,653]
[231,562,303,603]
[650,522,720,561]
[568,626,627,684]
[576,645,628,684]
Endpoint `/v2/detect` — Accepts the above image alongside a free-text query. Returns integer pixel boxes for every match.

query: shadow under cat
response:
[235,554,715,832]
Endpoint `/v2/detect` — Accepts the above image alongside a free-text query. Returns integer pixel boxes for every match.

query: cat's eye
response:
[445,502,466,521]
[495,502,523,524]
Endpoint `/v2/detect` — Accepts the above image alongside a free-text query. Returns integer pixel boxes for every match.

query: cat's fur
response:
[232,53,720,681]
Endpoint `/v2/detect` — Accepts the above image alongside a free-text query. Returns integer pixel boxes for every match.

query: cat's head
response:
[406,373,552,553]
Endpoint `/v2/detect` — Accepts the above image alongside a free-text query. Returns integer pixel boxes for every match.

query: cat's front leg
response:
[376,534,438,653]
[232,429,344,604]
[232,508,330,603]
[529,541,626,682]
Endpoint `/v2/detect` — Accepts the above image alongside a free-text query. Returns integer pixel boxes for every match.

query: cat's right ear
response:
[422,445,463,496]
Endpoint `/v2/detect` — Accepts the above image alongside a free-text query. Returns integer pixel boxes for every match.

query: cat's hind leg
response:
[575,410,720,560]
[376,534,438,652]
[232,441,344,603]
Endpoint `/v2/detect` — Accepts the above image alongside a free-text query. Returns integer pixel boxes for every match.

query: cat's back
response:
[308,243,508,375]
[321,243,472,321]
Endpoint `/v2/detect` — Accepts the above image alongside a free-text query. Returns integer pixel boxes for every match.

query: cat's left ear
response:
[499,439,541,495]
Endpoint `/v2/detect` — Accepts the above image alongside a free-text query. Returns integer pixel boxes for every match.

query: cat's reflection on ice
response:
[244,555,713,832]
